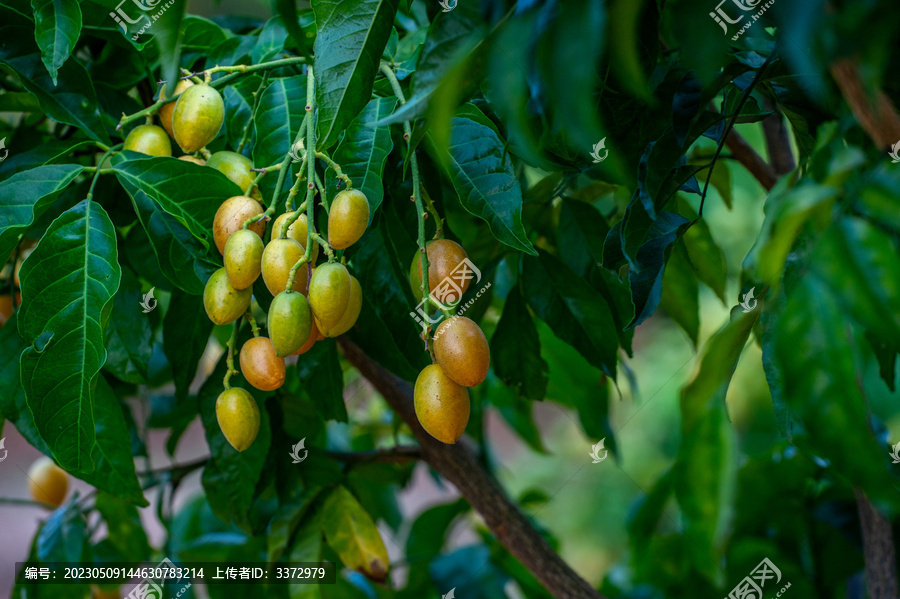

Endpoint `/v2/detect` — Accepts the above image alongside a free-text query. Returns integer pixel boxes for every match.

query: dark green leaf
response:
[163,291,214,401]
[491,285,548,401]
[253,16,287,63]
[37,497,86,562]
[312,0,400,148]
[659,243,700,346]
[403,498,468,592]
[18,199,121,473]
[275,0,312,59]
[31,0,81,84]
[103,268,152,384]
[252,77,306,172]
[95,492,150,562]
[295,339,347,422]
[0,140,93,183]
[153,0,186,97]
[267,491,321,566]
[557,198,609,278]
[224,76,260,151]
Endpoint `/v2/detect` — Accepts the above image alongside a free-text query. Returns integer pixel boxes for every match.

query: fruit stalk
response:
[244,312,261,337]
[242,123,307,232]
[85,144,123,201]
[223,320,240,389]
[314,151,353,189]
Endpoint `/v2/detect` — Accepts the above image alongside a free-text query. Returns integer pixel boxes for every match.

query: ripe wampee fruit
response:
[27,456,68,507]
[239,337,286,391]
[203,267,252,325]
[207,151,263,201]
[414,364,470,444]
[172,83,225,153]
[159,78,194,139]
[123,124,171,157]
[273,211,319,263]
[215,387,260,452]
[224,229,264,290]
[268,291,313,357]
[261,238,308,296]
[308,263,351,333]
[413,239,470,298]
[433,317,490,387]
[328,189,370,250]
[213,196,266,255]
[320,275,362,337]
[294,319,320,355]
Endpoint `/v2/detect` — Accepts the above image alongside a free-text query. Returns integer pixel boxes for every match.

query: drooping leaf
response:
[30,0,82,84]
[430,103,536,255]
[163,291,214,401]
[252,76,307,172]
[295,340,347,423]
[491,285,548,401]
[95,492,151,562]
[321,485,390,583]
[312,0,400,149]
[18,199,121,473]
[103,268,152,384]
[0,164,84,261]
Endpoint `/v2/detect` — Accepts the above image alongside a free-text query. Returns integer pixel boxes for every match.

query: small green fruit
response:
[123,124,172,157]
[216,388,260,451]
[308,263,351,333]
[203,267,252,325]
[268,291,313,357]
[224,229,264,290]
[172,84,225,153]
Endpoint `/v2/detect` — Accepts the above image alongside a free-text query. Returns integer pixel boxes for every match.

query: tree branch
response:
[725,130,779,191]
[854,488,898,599]
[337,338,604,599]
[761,99,796,175]
[830,58,900,149]
[325,446,422,464]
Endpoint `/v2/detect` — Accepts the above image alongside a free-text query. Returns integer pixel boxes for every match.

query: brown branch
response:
[830,58,900,149]
[338,338,604,599]
[762,99,796,175]
[725,130,779,191]
[325,446,422,464]
[854,488,898,599]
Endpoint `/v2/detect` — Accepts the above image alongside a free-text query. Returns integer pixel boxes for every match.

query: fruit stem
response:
[237,71,270,153]
[285,169,307,216]
[86,144,123,202]
[223,321,240,390]
[314,173,330,213]
[314,151,352,189]
[244,312,261,337]
[310,233,334,261]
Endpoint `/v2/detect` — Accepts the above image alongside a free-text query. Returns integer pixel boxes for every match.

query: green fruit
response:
[172,84,224,153]
[268,291,313,357]
[239,336,285,391]
[434,317,490,387]
[328,189,370,250]
[308,262,351,333]
[203,267,252,325]
[123,124,172,157]
[261,238,308,296]
[159,78,194,139]
[414,364,470,444]
[321,275,362,337]
[207,151,255,194]
[224,229,264,290]
[216,387,260,452]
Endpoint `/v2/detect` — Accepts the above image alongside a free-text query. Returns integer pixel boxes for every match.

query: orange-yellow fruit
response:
[178,155,206,165]
[159,79,194,139]
[415,240,470,299]
[224,229,264,290]
[413,364,470,444]
[320,275,362,337]
[207,151,257,195]
[213,196,266,255]
[272,211,319,263]
[203,267,252,325]
[308,263,351,333]
[27,456,68,507]
[239,337,285,391]
[294,319,320,355]
[215,387,260,452]
[328,189,370,250]
[261,238,309,296]
[433,317,490,387]
[268,291,312,357]
[409,251,424,301]
[123,125,171,157]
[172,84,225,153]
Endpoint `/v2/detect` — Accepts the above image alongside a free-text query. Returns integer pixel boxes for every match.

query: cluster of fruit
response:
[409,240,491,445]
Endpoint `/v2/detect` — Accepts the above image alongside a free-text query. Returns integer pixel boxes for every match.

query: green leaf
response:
[491,285,548,401]
[18,199,121,473]
[289,511,326,599]
[31,0,82,84]
[675,309,756,583]
[95,492,150,562]
[252,77,307,173]
[0,164,84,261]
[327,96,397,222]
[224,76,260,151]
[275,0,312,59]
[682,216,727,303]
[37,497,87,562]
[163,291,214,401]
[113,155,243,252]
[103,268,152,384]
[403,498,469,591]
[152,0,186,98]
[430,103,536,255]
[268,491,321,566]
[180,15,230,63]
[0,24,109,143]
[522,249,619,377]
[557,199,609,278]
[321,485,390,582]
[0,139,93,183]
[312,0,400,149]
[295,340,347,422]
[253,16,287,63]
[659,243,700,346]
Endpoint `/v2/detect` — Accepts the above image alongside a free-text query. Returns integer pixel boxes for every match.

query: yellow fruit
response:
[413,364,470,444]
[27,456,68,507]
[239,336,285,391]
[433,317,490,387]
[409,251,424,301]
[272,211,320,263]
[123,125,171,157]
[213,196,266,255]
[224,229,264,290]
[294,319,320,355]
[203,267,252,325]
[179,155,206,165]
[207,151,256,195]
[215,387,260,452]
[416,239,470,299]
[268,291,312,357]
[159,79,194,138]
[320,275,362,337]
[308,263,351,333]
[172,84,225,153]
[328,189,370,250]
[261,238,309,297]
